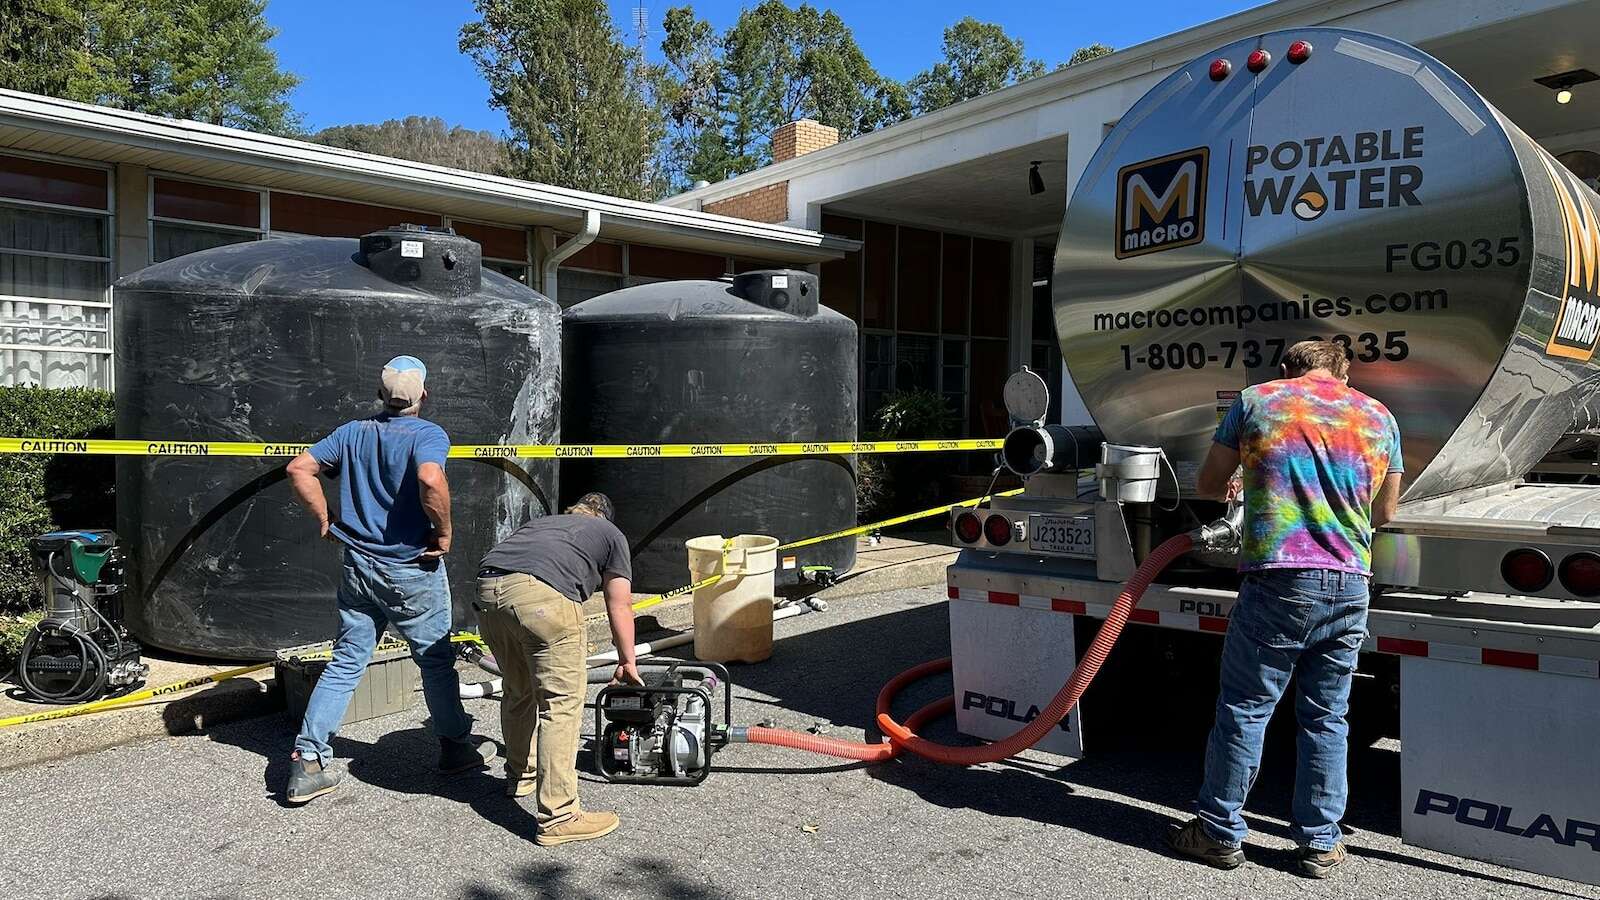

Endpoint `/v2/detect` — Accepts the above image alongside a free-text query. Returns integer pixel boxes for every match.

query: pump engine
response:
[595,663,730,785]
[16,530,147,704]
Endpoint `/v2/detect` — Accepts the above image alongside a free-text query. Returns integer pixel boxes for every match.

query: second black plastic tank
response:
[114,225,560,659]
[562,270,857,591]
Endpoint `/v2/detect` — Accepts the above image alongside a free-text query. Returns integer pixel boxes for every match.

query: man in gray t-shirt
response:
[473,492,639,846]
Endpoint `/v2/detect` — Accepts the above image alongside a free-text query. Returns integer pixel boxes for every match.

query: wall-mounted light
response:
[1028,161,1045,196]
[1536,68,1599,106]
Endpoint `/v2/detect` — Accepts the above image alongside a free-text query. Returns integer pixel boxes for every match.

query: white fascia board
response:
[0,90,857,258]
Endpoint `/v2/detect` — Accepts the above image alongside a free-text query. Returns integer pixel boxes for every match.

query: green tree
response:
[461,0,663,199]
[653,5,736,188]
[0,0,87,98]
[908,17,1045,115]
[312,116,509,175]
[1066,42,1115,66]
[0,0,300,135]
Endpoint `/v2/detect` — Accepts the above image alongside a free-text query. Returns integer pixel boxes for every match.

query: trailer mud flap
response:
[949,596,1083,757]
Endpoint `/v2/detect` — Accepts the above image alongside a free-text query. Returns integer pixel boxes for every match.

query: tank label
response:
[1539,153,1600,362]
[1244,127,1425,223]
[400,240,424,258]
[1115,147,1208,259]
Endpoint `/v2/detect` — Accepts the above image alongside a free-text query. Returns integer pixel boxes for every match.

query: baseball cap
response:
[379,355,428,412]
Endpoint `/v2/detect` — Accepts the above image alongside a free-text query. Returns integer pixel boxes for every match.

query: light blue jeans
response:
[295,550,471,761]
[1197,568,1369,851]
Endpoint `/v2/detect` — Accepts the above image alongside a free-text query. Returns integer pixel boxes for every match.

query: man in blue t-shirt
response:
[281,355,490,804]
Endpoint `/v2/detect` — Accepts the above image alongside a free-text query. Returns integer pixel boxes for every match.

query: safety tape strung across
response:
[0,437,1002,459]
[0,488,1024,729]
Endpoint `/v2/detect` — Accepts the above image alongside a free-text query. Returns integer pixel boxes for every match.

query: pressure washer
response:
[15,530,148,704]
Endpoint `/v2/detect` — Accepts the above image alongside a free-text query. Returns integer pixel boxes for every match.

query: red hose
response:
[744,533,1195,765]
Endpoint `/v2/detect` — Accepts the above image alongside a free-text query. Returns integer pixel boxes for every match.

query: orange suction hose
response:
[742,532,1195,765]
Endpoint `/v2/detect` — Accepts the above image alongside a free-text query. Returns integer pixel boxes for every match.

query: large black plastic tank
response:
[114,226,559,659]
[562,270,856,591]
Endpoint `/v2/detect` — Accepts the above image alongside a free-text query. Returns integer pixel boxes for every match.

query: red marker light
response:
[954,511,982,544]
[1559,552,1600,597]
[1209,58,1231,81]
[1287,40,1313,64]
[1247,48,1271,73]
[1501,548,1553,594]
[984,515,1012,547]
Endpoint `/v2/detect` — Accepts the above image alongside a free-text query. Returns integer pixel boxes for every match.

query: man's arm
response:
[1372,472,1402,529]
[1196,442,1242,500]
[603,575,642,685]
[417,462,452,559]
[285,451,334,541]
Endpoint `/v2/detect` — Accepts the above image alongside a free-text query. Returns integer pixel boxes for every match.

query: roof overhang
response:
[0,90,856,262]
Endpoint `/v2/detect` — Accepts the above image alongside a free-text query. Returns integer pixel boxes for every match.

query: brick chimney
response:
[771,119,839,163]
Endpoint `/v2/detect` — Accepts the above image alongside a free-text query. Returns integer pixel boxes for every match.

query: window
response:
[941,338,968,427]
[894,333,937,393]
[0,153,113,389]
[268,192,440,238]
[150,176,266,264]
[863,333,894,422]
[819,214,861,322]
[895,227,939,333]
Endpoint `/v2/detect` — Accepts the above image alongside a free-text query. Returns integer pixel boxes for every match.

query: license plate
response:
[1028,514,1095,558]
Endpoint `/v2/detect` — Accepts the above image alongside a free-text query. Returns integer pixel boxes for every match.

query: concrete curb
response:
[0,545,953,770]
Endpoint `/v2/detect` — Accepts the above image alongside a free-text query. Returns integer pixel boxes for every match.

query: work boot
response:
[1167,818,1245,870]
[1297,842,1348,878]
[536,810,620,847]
[286,752,342,805]
[439,737,497,775]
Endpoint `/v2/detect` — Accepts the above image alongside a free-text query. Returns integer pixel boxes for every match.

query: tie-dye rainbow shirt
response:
[1215,375,1403,575]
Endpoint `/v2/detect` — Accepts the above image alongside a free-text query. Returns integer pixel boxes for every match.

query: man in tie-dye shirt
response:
[1169,340,1402,878]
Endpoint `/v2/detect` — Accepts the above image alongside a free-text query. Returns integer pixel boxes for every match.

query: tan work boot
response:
[1167,818,1245,870]
[535,810,620,846]
[506,775,535,798]
[1297,842,1348,878]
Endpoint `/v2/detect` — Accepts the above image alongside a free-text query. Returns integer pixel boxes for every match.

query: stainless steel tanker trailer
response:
[947,28,1600,885]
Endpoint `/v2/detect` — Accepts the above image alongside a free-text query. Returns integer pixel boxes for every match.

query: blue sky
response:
[265,0,1264,133]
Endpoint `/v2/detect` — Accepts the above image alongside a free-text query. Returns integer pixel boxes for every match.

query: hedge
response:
[0,386,116,615]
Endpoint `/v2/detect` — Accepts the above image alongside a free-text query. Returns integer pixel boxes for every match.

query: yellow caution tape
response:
[0,438,1002,459]
[0,487,1031,729]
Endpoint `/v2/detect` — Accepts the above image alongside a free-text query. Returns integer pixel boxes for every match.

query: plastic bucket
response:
[686,534,779,663]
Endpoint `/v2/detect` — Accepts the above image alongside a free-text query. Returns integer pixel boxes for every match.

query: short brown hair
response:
[1282,340,1349,378]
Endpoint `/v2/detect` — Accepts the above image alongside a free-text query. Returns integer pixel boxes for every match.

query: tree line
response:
[0,0,1110,201]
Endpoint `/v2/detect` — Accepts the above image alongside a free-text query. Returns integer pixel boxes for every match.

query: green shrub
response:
[0,387,116,615]
[872,389,957,440]
[0,611,42,673]
[869,389,961,515]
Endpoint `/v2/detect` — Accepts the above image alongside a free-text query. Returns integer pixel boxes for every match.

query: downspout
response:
[541,209,600,302]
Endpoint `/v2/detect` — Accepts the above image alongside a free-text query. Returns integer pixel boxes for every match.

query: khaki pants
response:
[475,574,586,827]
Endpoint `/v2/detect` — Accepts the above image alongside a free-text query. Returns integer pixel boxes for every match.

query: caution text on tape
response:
[0,438,1001,459]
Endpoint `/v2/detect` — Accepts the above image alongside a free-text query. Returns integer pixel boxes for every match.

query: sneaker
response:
[1167,818,1245,870]
[286,752,342,804]
[1297,842,1348,878]
[439,737,497,775]
[506,775,535,798]
[535,810,621,847]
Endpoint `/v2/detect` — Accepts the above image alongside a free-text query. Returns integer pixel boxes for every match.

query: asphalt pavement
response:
[1,585,1594,900]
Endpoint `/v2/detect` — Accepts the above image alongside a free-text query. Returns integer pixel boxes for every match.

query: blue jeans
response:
[1197,569,1369,850]
[295,550,471,761]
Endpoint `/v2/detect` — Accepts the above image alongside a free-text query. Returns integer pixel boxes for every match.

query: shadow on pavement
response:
[459,856,733,900]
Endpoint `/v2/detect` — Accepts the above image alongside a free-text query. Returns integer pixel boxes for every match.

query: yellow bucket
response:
[686,534,779,663]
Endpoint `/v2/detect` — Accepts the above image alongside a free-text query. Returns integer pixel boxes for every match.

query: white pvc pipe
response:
[459,677,502,699]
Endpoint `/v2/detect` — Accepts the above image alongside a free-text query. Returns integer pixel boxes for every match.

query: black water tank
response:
[562,270,856,591]
[114,225,560,659]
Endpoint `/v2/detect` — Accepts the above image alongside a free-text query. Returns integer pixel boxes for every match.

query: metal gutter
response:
[541,209,600,300]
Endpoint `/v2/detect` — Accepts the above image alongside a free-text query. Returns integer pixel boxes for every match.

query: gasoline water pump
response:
[595,662,731,785]
[15,530,147,704]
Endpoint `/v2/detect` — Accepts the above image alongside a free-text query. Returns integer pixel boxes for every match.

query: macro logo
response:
[1539,151,1600,362]
[1115,147,1208,259]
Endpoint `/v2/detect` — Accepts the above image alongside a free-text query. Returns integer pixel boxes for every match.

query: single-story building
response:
[3,0,1597,442]
[0,91,856,390]
[665,0,1600,433]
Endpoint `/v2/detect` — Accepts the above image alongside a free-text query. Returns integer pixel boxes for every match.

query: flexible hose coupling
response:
[1189,502,1245,553]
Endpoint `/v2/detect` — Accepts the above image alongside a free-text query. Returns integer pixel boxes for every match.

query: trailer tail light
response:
[1247,48,1271,73]
[1559,552,1600,597]
[1501,548,1554,594]
[984,514,1012,546]
[1209,58,1232,81]
[954,511,982,544]
[1287,40,1313,64]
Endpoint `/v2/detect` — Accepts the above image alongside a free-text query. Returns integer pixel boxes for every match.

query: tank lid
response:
[357,224,481,298]
[729,270,819,317]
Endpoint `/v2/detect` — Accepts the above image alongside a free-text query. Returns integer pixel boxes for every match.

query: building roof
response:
[0,89,856,262]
